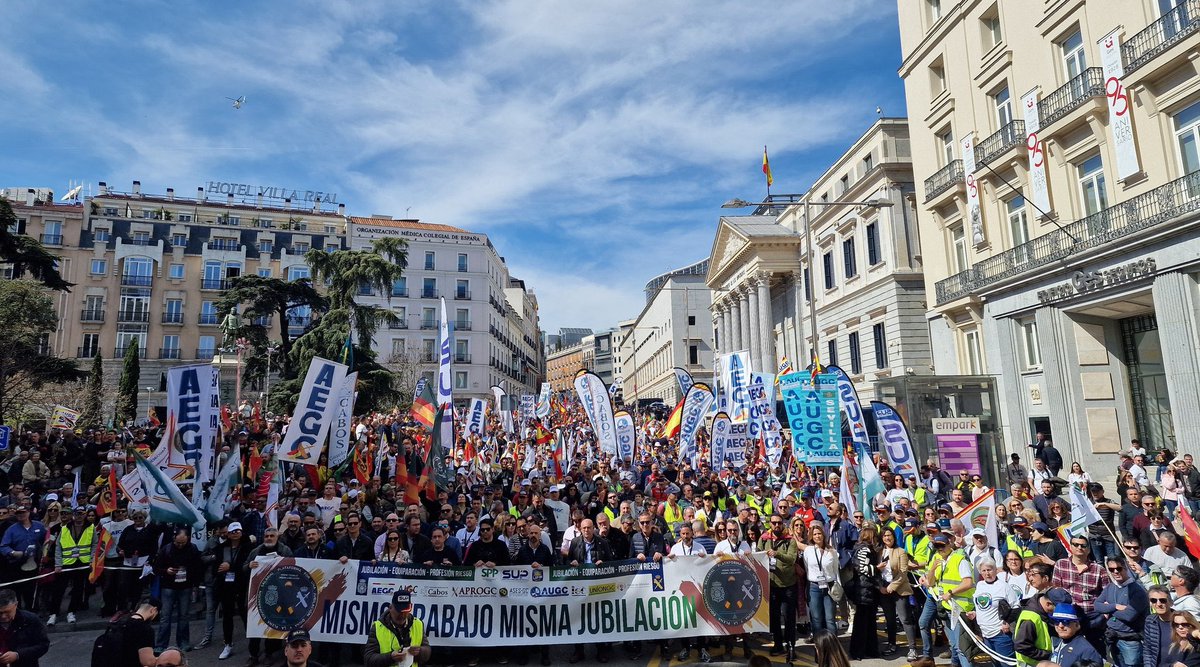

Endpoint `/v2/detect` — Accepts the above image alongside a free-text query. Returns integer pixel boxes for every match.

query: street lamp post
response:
[263,344,280,409]
[721,194,893,369]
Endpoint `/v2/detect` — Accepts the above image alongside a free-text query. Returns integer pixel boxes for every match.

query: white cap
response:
[520,479,532,487]
[227,522,243,532]
[549,484,562,493]
[347,489,360,498]
[44,493,58,502]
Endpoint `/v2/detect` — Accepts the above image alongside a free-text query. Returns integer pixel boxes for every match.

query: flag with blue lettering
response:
[436,297,453,407]
[278,356,348,466]
[677,383,715,467]
[826,365,872,458]
[869,401,918,480]
[204,445,242,523]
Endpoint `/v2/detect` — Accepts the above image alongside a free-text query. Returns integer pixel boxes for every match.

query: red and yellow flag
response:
[96,467,119,517]
[88,526,113,584]
[762,145,773,187]
[660,398,685,440]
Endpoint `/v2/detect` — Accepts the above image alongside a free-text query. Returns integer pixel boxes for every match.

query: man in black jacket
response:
[294,527,334,560]
[564,519,614,664]
[0,588,48,667]
[514,524,554,666]
[335,512,374,563]
[155,528,203,652]
[463,518,509,566]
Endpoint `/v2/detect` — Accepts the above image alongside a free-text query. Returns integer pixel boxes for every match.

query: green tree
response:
[216,275,327,383]
[270,238,409,413]
[0,280,85,423]
[0,197,71,290]
[77,352,104,431]
[114,340,141,426]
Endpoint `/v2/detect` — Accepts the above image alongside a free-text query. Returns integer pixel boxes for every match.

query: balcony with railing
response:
[923,160,964,202]
[1124,0,1200,74]
[160,348,181,360]
[196,348,216,360]
[975,120,1026,167]
[455,353,472,363]
[201,278,227,290]
[162,312,184,325]
[421,289,439,299]
[420,319,437,330]
[454,290,471,300]
[124,236,154,246]
[389,320,409,330]
[454,320,472,331]
[1037,67,1105,129]
[40,233,62,246]
[207,240,241,252]
[117,310,150,323]
[80,309,105,323]
[114,345,148,359]
[121,274,153,287]
[934,169,1200,304]
[287,315,312,329]
[391,287,409,297]
[199,313,220,325]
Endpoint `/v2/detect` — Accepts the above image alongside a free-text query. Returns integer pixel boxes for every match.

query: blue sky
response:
[0,0,907,333]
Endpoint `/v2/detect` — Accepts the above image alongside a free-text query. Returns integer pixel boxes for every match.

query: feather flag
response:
[421,404,453,501]
[839,461,858,517]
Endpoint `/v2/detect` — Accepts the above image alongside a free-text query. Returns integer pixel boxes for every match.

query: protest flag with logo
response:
[96,466,119,517]
[88,525,112,584]
[133,451,204,526]
[411,380,437,430]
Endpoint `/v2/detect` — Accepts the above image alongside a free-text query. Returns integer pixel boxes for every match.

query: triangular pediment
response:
[705,215,800,287]
[706,220,749,286]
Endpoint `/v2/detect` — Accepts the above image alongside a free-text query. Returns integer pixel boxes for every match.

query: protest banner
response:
[279,357,348,466]
[248,554,769,646]
[779,372,839,466]
[573,370,617,456]
[49,405,80,431]
[165,364,220,482]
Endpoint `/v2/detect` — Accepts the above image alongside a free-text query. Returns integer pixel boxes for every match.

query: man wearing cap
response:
[964,527,1000,575]
[98,504,133,615]
[281,630,325,667]
[119,508,156,612]
[1048,601,1103,667]
[51,505,94,625]
[1013,587,1066,666]
[904,520,931,569]
[0,501,44,610]
[365,591,430,667]
[214,521,252,661]
[1006,516,1036,560]
[876,505,903,544]
[927,530,975,667]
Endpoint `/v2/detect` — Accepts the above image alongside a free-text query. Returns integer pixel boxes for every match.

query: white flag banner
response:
[328,372,358,469]
[204,445,242,523]
[613,410,635,460]
[573,370,618,456]
[1022,87,1052,215]
[278,356,348,466]
[165,363,220,483]
[1099,29,1141,181]
[710,412,734,469]
[672,367,695,398]
[464,398,488,437]
[536,384,551,419]
[1069,483,1103,537]
[265,463,283,530]
[678,383,715,467]
[719,351,752,423]
[962,133,984,245]
[437,297,453,407]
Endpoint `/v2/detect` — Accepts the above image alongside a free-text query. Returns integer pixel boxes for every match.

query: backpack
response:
[91,613,132,667]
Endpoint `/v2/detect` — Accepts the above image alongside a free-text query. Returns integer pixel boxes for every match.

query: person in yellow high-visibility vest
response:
[1013,588,1068,667]
[51,506,94,624]
[365,590,431,667]
[930,533,975,667]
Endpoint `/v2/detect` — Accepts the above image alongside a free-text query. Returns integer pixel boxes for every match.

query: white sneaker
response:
[66,612,76,624]
[46,614,56,626]
[219,645,234,660]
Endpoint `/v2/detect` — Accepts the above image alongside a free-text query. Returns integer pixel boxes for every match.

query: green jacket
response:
[757,534,798,588]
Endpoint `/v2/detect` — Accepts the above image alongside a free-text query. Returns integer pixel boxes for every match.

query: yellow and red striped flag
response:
[762,146,773,187]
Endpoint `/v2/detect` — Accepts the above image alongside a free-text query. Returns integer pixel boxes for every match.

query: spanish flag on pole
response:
[762,146,773,188]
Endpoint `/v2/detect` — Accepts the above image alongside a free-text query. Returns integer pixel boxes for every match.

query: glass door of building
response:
[1121,315,1175,453]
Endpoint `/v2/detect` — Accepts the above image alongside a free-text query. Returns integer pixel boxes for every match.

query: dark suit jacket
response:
[566,535,614,565]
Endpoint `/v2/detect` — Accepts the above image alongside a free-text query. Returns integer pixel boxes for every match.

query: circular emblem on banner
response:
[702,559,762,627]
[256,564,319,632]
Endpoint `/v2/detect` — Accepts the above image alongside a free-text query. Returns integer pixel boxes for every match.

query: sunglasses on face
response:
[1108,567,1124,573]
[1176,622,1194,629]
[1150,598,1170,604]
[1071,542,1088,548]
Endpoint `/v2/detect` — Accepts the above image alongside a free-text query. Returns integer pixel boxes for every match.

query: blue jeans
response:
[807,583,836,635]
[919,597,939,657]
[156,587,192,650]
[1112,638,1142,667]
[984,632,1015,667]
[1090,537,1117,565]
[1165,499,1179,521]
[946,611,968,667]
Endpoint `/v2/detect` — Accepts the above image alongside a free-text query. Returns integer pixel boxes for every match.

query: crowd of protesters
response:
[4,396,1200,667]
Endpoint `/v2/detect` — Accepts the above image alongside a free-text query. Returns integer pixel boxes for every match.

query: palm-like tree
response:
[304,237,408,349]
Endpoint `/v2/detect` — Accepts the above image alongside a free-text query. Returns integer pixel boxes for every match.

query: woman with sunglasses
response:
[1165,610,1200,667]
[1045,500,1070,532]
[848,523,881,659]
[377,529,409,564]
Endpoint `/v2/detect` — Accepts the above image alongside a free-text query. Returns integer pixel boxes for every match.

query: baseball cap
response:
[903,518,920,529]
[391,590,413,612]
[924,522,940,533]
[227,522,243,532]
[1031,522,1050,532]
[969,527,986,538]
[1043,588,1071,605]
[1050,603,1079,623]
[44,493,58,502]
[286,629,311,644]
[1010,516,1029,527]
[931,533,949,545]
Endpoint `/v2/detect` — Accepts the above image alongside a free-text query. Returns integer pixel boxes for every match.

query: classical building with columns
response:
[706,118,930,400]
[899,0,1200,464]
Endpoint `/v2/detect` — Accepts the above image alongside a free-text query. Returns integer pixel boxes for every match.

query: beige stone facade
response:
[898,0,1200,461]
[545,342,585,392]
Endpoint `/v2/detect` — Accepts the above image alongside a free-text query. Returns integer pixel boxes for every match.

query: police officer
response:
[364,591,430,667]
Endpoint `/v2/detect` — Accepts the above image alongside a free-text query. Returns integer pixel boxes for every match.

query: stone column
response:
[729,297,742,352]
[747,281,762,372]
[757,272,775,373]
[739,288,752,355]
[720,301,732,358]
[1035,306,1081,463]
[1152,271,1200,449]
[792,269,806,366]
[712,307,724,356]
